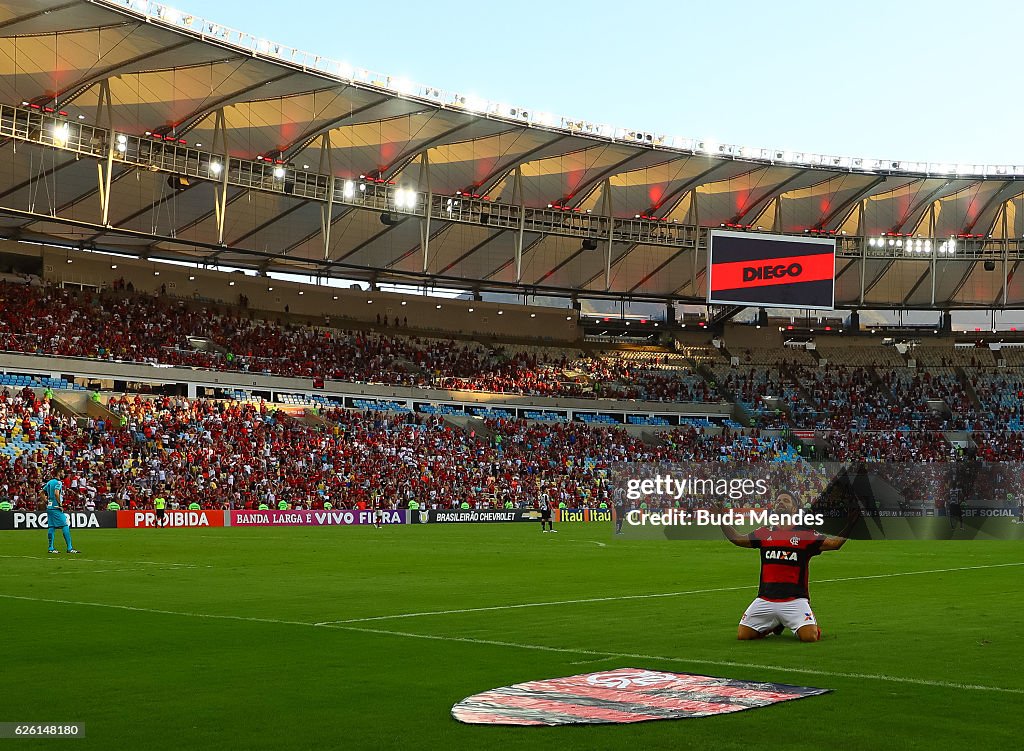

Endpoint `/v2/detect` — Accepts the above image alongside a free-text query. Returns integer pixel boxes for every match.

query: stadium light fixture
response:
[273,166,286,179]
[51,122,69,145]
[343,180,355,199]
[497,310,504,315]
[209,161,223,176]
[115,134,128,153]
[400,300,407,306]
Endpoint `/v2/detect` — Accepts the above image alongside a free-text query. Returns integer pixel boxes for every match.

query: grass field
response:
[2,522,1022,750]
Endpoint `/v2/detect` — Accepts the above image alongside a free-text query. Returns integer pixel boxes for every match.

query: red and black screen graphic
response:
[707,231,835,310]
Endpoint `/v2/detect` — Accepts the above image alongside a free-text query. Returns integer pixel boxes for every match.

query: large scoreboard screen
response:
[706,230,835,310]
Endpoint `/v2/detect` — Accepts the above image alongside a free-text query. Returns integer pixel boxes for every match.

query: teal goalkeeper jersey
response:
[44,479,63,509]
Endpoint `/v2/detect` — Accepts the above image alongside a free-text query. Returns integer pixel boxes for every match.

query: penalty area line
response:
[314,562,1024,626]
[0,591,1020,696]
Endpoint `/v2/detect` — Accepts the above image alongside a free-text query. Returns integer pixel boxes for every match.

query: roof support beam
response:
[281,96,404,159]
[229,198,309,246]
[945,260,981,306]
[174,71,299,136]
[472,134,571,198]
[735,169,810,224]
[563,150,648,209]
[330,217,410,266]
[420,151,432,273]
[603,178,613,291]
[95,81,116,226]
[383,118,477,182]
[963,179,1013,234]
[57,41,194,109]
[513,166,524,282]
[649,161,739,220]
[0,2,79,31]
[211,110,230,245]
[896,179,958,234]
[277,205,358,257]
[820,176,887,232]
[319,133,335,260]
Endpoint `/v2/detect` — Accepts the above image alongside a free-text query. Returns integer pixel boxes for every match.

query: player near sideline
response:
[720,494,850,642]
[154,490,167,528]
[539,492,556,533]
[40,474,79,555]
[372,496,383,529]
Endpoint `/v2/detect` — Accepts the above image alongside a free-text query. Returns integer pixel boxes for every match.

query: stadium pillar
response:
[930,245,937,306]
[319,133,335,260]
[859,225,867,306]
[212,109,230,245]
[603,178,613,291]
[420,151,432,273]
[95,80,115,226]
[689,189,700,294]
[513,165,525,283]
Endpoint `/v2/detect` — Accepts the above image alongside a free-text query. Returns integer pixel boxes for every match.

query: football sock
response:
[47,528,55,549]
[62,526,73,551]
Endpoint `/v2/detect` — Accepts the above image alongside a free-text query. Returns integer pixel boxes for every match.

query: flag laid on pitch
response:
[452,667,829,726]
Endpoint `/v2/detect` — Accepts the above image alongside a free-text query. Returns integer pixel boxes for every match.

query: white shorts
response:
[740,597,817,634]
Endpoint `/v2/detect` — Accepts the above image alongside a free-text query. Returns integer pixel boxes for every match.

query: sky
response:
[175,0,1024,166]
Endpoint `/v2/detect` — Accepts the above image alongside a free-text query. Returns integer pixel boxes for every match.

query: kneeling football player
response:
[720,493,851,642]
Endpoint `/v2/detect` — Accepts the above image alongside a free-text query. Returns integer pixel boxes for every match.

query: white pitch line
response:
[0,554,208,568]
[0,590,1019,696]
[313,562,1024,626]
[0,593,313,627]
[328,623,1024,696]
[569,656,620,666]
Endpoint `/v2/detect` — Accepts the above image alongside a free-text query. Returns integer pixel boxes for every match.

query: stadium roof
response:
[2,0,1024,308]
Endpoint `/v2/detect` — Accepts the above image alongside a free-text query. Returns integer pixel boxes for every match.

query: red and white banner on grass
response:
[452,668,829,726]
[229,509,408,526]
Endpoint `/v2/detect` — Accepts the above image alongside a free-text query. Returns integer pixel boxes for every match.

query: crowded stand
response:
[0,392,794,511]
[5,276,1024,501]
[0,281,719,402]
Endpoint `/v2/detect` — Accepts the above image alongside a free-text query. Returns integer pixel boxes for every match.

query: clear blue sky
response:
[176,0,1024,165]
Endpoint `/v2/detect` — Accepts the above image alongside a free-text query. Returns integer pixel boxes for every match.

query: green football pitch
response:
[2,523,1021,750]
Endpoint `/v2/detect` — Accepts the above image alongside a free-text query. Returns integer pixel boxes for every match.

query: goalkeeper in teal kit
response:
[41,476,79,554]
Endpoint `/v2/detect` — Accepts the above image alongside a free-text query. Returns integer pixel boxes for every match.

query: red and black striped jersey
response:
[746,527,826,601]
